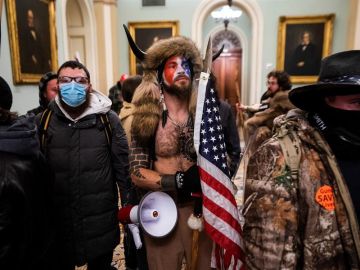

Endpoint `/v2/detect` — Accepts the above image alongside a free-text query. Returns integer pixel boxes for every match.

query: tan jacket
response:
[243,109,360,269]
[119,101,135,145]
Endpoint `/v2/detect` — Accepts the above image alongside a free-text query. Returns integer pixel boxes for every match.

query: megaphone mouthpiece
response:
[118,205,138,224]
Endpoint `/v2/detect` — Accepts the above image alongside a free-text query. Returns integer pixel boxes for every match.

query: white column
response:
[93,0,119,94]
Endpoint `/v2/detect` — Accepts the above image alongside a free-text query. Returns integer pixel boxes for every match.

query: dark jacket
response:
[0,116,53,270]
[219,100,241,177]
[27,105,45,116]
[37,91,132,265]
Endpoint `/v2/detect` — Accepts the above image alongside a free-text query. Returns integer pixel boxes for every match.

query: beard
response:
[162,79,192,101]
[59,90,91,118]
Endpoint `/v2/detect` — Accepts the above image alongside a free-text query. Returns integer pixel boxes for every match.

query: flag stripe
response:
[198,154,236,198]
[203,206,243,255]
[198,159,238,209]
[203,195,242,234]
[203,185,240,231]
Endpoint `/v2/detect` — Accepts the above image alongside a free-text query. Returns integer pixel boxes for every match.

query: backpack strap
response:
[278,130,301,180]
[275,113,302,180]
[39,108,53,152]
[99,113,112,146]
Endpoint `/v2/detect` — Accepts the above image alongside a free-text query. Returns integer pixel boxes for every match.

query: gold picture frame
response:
[6,0,58,84]
[276,14,335,84]
[128,21,179,75]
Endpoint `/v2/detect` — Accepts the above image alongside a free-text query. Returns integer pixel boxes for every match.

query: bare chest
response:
[154,117,196,163]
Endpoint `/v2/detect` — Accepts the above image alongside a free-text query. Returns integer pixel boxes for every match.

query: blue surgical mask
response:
[60,81,87,107]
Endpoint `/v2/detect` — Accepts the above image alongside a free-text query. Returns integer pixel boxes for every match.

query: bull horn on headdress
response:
[123,24,146,61]
[212,44,224,61]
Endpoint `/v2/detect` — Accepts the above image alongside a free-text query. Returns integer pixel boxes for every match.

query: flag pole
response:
[190,229,200,270]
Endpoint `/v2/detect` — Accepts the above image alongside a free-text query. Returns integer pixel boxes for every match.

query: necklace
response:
[167,114,197,167]
[167,114,189,129]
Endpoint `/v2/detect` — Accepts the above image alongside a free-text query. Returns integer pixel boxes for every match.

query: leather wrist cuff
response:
[175,171,184,190]
[160,174,176,191]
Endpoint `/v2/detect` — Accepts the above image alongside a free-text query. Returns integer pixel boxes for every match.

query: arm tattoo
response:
[129,139,150,179]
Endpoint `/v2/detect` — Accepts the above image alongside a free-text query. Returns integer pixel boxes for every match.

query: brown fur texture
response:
[131,97,161,147]
[243,90,295,156]
[131,36,202,145]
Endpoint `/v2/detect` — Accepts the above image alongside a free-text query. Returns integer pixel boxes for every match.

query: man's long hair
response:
[267,70,292,91]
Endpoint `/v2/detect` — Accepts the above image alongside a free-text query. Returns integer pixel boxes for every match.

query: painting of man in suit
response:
[284,24,324,76]
[16,1,51,74]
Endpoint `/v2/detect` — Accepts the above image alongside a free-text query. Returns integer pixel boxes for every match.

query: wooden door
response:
[212,48,242,112]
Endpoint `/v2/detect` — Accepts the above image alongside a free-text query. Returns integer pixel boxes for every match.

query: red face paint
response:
[162,56,191,86]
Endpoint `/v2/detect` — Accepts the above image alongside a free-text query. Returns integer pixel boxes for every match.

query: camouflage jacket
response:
[243,109,360,270]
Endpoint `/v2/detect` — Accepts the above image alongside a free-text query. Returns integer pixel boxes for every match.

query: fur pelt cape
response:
[244,90,295,154]
[131,36,202,147]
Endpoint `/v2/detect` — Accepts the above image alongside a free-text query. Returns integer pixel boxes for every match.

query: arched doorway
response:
[60,0,98,88]
[67,1,90,67]
[192,0,263,104]
[212,29,242,112]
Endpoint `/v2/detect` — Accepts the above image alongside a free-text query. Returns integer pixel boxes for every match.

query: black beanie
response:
[0,76,13,110]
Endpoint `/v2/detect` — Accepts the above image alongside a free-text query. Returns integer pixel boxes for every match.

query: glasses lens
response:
[267,81,277,85]
[75,77,89,84]
[58,76,88,84]
[58,76,72,84]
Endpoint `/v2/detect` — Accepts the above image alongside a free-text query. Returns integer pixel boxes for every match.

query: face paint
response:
[162,56,191,86]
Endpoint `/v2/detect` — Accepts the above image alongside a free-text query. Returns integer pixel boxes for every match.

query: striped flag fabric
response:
[194,72,245,270]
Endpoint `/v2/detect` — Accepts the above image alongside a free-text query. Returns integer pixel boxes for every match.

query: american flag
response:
[194,72,245,270]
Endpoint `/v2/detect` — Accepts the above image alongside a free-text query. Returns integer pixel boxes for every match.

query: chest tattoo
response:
[155,116,196,162]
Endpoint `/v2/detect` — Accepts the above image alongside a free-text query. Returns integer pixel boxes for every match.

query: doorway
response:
[212,29,242,113]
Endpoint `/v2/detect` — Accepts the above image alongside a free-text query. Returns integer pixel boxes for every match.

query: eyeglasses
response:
[58,76,89,85]
[266,80,278,85]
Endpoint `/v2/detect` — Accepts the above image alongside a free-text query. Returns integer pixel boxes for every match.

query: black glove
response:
[175,164,201,193]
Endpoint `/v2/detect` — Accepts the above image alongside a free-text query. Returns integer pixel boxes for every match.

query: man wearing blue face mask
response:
[35,60,134,270]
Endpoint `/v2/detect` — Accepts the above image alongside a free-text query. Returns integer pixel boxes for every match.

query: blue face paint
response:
[181,58,191,78]
[60,81,87,107]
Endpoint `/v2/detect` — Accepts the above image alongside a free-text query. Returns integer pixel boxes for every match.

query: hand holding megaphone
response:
[117,191,178,238]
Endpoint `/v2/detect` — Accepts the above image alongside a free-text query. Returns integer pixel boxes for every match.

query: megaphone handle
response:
[128,224,143,249]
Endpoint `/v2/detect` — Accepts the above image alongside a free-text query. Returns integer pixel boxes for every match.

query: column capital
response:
[93,0,117,6]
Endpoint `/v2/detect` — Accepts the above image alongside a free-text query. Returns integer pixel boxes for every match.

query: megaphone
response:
[118,191,178,238]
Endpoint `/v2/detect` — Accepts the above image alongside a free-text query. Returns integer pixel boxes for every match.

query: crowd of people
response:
[0,30,359,270]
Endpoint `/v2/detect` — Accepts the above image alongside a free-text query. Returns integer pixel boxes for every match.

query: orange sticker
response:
[315,185,335,211]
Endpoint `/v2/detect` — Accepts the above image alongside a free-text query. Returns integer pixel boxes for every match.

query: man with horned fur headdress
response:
[121,32,214,269]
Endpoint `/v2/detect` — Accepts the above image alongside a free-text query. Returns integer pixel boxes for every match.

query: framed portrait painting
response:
[6,0,58,84]
[128,21,179,75]
[276,14,335,84]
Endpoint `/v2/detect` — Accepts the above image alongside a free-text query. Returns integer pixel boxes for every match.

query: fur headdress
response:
[125,26,202,146]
